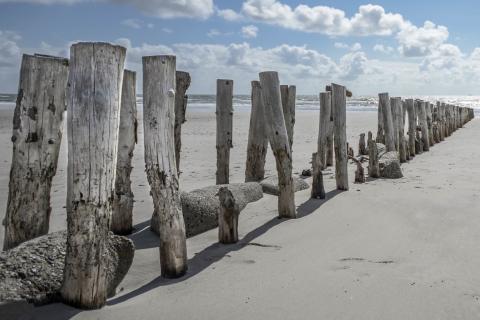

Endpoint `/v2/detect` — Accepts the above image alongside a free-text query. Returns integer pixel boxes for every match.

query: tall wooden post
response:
[174,71,191,175]
[326,115,334,167]
[379,93,395,152]
[259,71,295,218]
[280,85,296,152]
[61,42,125,309]
[143,55,187,278]
[3,54,68,250]
[318,92,331,169]
[245,81,268,182]
[417,100,430,151]
[216,79,233,185]
[332,83,348,191]
[390,97,400,151]
[427,103,434,146]
[112,70,137,235]
[376,95,385,143]
[406,99,416,157]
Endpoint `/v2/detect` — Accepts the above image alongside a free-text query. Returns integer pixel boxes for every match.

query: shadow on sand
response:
[108,188,343,306]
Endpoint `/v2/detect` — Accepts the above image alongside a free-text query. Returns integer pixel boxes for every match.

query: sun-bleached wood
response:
[61,42,125,309]
[406,99,416,157]
[259,71,295,218]
[217,186,240,244]
[174,71,191,175]
[332,83,348,191]
[3,54,68,250]
[216,79,234,185]
[111,70,137,235]
[367,131,380,178]
[143,55,187,278]
[311,152,325,199]
[426,103,434,146]
[379,93,395,152]
[390,97,400,151]
[326,115,334,167]
[318,92,331,169]
[280,85,296,152]
[417,100,430,151]
[245,81,268,182]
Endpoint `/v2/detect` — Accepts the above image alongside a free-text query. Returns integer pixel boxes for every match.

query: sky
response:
[1,0,480,95]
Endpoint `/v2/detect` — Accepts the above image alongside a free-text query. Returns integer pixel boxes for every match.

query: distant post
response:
[216,79,233,185]
[174,71,191,175]
[332,83,348,191]
[379,93,395,152]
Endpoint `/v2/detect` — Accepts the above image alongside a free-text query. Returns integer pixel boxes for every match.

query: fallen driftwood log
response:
[260,175,309,196]
[0,231,134,305]
[152,182,264,238]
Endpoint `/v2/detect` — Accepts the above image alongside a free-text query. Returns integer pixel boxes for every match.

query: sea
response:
[1,93,479,114]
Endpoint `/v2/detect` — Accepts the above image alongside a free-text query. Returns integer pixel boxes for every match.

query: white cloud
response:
[397,21,449,57]
[0,30,21,67]
[122,18,142,29]
[241,25,258,38]
[335,42,361,51]
[217,8,243,21]
[373,44,394,54]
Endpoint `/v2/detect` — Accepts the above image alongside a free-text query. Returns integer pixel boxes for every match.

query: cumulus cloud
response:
[0,30,21,68]
[241,25,258,38]
[121,18,142,29]
[397,21,449,57]
[373,44,394,54]
[217,8,243,21]
[335,42,361,51]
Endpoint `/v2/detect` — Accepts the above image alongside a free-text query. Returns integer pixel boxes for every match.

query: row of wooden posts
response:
[2,41,475,309]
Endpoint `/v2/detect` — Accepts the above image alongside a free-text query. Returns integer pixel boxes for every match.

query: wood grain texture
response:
[332,83,348,191]
[280,84,296,152]
[406,99,416,157]
[174,71,191,175]
[216,79,233,185]
[317,92,331,169]
[379,93,395,152]
[217,187,239,244]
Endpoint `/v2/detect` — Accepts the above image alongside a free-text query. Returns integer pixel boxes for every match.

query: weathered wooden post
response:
[427,103,434,146]
[358,133,367,155]
[174,71,191,175]
[260,71,295,218]
[317,92,331,169]
[217,186,239,244]
[368,131,380,178]
[3,54,68,250]
[311,152,325,199]
[379,93,395,151]
[112,70,137,235]
[390,97,400,151]
[326,116,334,167]
[216,79,233,185]
[406,99,416,157]
[392,97,406,162]
[245,81,268,182]
[280,84,296,152]
[349,156,365,183]
[376,95,385,143]
[418,100,430,151]
[143,55,187,278]
[61,42,125,309]
[332,83,348,191]
[402,100,410,161]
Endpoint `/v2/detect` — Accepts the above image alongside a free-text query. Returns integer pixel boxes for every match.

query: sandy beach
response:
[1,104,480,319]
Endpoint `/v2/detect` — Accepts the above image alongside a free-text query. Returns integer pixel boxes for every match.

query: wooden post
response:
[61,42,125,309]
[217,186,239,244]
[280,84,296,152]
[368,131,380,178]
[143,55,187,278]
[259,71,295,218]
[332,83,348,191]
[216,79,233,185]
[393,97,406,162]
[417,100,430,151]
[402,101,410,161]
[390,97,400,151]
[326,115,334,167]
[311,152,325,199]
[317,92,331,169]
[358,133,367,155]
[174,71,191,175]
[3,54,68,250]
[349,156,365,183]
[406,99,416,157]
[379,93,395,152]
[427,103,434,146]
[376,95,385,143]
[245,81,268,182]
[439,102,446,141]
[111,70,137,235]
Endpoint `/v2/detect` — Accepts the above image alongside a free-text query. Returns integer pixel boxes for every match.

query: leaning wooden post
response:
[358,133,367,156]
[217,186,240,244]
[332,83,348,191]
[174,71,191,175]
[3,54,68,250]
[111,70,137,235]
[280,84,296,152]
[379,93,395,151]
[318,91,331,169]
[143,55,187,278]
[418,100,430,151]
[406,99,416,157]
[216,79,233,185]
[245,81,268,182]
[259,71,295,218]
[61,43,125,309]
[367,131,380,178]
[311,152,325,199]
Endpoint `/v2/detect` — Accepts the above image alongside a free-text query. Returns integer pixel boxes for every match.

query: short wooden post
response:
[216,79,233,185]
[217,187,239,244]
[418,101,430,151]
[311,152,325,199]
[349,156,365,183]
[406,99,416,156]
[245,81,268,182]
[112,70,137,235]
[61,42,126,309]
[143,55,187,278]
[332,83,348,191]
[318,92,331,169]
[368,131,380,178]
[174,71,191,175]
[379,93,396,151]
[280,84,296,152]
[259,71,295,218]
[358,133,367,155]
[3,54,68,250]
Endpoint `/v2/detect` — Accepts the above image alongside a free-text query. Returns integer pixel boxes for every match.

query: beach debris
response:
[174,71,191,176]
[0,231,134,305]
[144,55,187,279]
[112,70,137,236]
[216,79,233,185]
[280,84,296,153]
[332,83,349,191]
[301,168,312,177]
[311,152,325,199]
[217,187,240,244]
[261,175,309,196]
[245,81,268,182]
[3,54,68,250]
